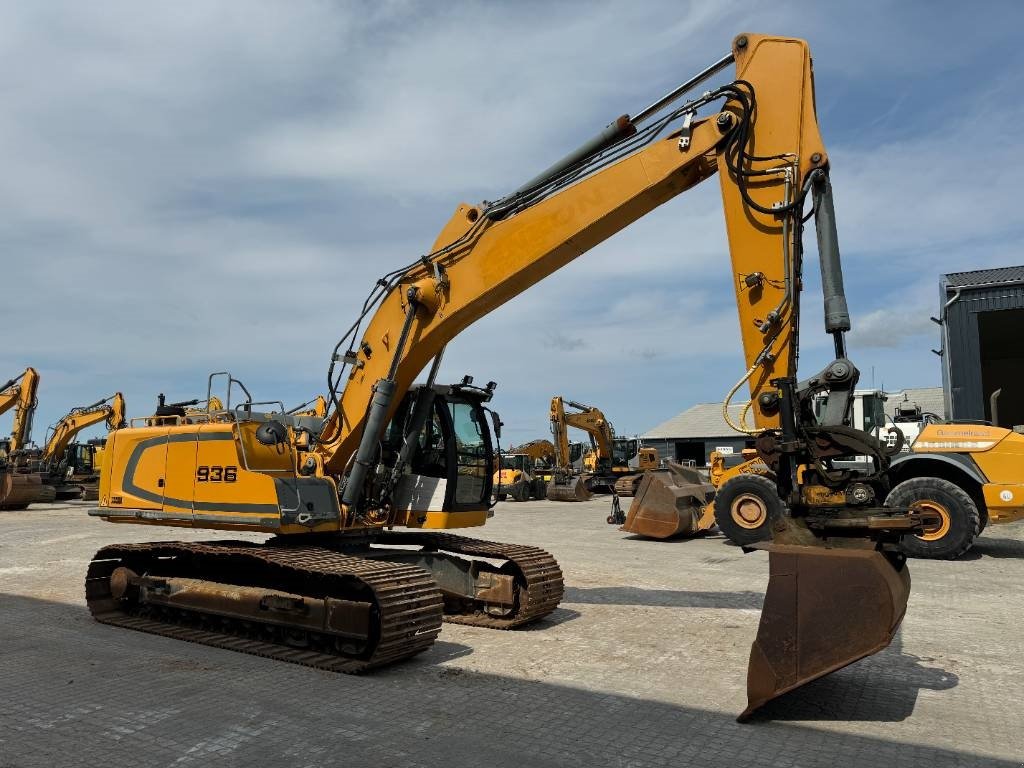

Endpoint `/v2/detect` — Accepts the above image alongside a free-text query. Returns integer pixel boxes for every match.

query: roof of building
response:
[643,387,946,440]
[944,265,1024,289]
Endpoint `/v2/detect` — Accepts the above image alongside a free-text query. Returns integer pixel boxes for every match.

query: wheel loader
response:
[630,388,1024,560]
[88,33,925,720]
[493,452,548,501]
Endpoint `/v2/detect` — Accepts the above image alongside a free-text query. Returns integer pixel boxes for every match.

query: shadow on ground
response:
[0,594,1002,768]
[564,585,763,609]
[751,632,958,722]
[967,536,1024,559]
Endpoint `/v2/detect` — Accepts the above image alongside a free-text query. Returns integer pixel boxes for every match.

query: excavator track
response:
[85,541,443,672]
[613,473,643,497]
[376,532,564,629]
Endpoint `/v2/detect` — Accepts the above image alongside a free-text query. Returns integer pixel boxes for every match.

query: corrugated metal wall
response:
[943,278,1024,422]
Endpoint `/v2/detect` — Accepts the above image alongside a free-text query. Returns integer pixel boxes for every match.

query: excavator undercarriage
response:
[87,531,563,671]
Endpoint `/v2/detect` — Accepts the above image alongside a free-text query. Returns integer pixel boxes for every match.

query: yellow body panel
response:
[100,422,290,531]
[913,424,1024,524]
[409,510,489,530]
[912,423,1012,453]
[494,469,525,486]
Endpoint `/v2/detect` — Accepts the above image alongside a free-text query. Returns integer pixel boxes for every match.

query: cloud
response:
[2,0,1022,444]
[543,332,587,352]
[848,308,937,349]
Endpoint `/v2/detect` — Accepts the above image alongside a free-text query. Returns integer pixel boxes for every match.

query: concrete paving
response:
[2,499,1023,767]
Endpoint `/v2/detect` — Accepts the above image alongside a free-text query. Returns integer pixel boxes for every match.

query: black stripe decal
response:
[122,431,281,515]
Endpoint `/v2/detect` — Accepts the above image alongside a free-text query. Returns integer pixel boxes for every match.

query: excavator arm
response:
[44,393,126,465]
[0,368,40,453]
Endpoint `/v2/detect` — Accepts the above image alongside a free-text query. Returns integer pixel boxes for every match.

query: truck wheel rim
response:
[912,500,951,541]
[731,493,767,529]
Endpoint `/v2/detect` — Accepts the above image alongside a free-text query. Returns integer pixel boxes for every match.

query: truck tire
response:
[496,492,507,502]
[512,481,530,502]
[713,474,781,546]
[887,477,980,560]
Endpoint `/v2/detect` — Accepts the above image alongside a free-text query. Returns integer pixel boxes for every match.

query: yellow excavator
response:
[547,397,658,499]
[88,34,923,720]
[0,367,54,509]
[546,396,604,501]
[287,395,328,419]
[29,393,127,500]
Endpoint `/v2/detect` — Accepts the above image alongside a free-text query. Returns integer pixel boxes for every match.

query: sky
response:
[2,0,1023,447]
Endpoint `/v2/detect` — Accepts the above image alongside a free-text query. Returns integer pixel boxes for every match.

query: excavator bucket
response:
[620,464,714,539]
[0,472,52,510]
[546,475,592,502]
[739,544,911,720]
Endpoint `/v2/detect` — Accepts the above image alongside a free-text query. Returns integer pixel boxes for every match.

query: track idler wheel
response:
[739,544,911,721]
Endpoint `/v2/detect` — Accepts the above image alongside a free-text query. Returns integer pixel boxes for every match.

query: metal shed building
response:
[939,266,1024,427]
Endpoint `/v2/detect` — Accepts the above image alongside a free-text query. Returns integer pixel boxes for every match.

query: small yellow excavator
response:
[28,393,126,500]
[89,34,924,720]
[608,439,660,496]
[0,367,54,509]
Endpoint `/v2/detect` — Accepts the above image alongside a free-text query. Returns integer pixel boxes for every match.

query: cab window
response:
[448,400,489,505]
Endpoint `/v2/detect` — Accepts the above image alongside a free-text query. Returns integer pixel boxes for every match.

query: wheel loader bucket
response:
[739,544,911,721]
[0,472,49,510]
[546,475,592,502]
[620,465,714,539]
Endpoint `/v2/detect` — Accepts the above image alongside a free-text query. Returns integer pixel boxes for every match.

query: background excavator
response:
[23,393,126,500]
[88,33,922,720]
[547,398,658,498]
[546,396,606,501]
[0,367,54,509]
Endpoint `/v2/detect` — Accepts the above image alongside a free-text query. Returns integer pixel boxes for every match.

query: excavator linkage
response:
[740,544,911,720]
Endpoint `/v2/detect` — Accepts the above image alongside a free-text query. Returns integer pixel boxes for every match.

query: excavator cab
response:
[378,381,497,525]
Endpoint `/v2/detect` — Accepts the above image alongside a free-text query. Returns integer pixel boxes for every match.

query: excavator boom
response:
[43,393,126,464]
